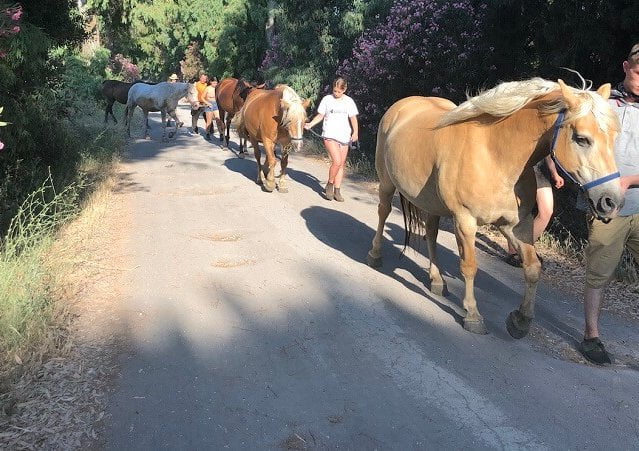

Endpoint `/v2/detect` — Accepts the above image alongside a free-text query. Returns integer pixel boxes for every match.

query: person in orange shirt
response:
[191,73,208,134]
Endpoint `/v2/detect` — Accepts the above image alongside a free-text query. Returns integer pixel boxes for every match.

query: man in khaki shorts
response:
[580,43,639,365]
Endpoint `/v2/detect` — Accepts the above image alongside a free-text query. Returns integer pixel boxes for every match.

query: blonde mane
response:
[279,85,306,126]
[438,77,617,133]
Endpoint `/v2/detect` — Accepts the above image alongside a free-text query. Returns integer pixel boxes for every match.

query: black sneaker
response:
[578,337,612,365]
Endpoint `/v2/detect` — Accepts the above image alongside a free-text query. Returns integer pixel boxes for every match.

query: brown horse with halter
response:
[235,85,309,192]
[101,79,157,124]
[367,77,622,338]
[216,77,264,156]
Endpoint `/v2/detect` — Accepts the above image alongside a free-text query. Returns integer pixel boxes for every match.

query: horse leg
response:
[262,140,277,192]
[453,214,487,334]
[161,110,169,141]
[366,166,396,268]
[105,99,116,124]
[168,110,181,129]
[218,110,226,142]
[278,148,289,193]
[143,110,150,139]
[252,139,263,185]
[425,215,448,296]
[225,114,232,149]
[500,216,541,339]
[126,103,134,137]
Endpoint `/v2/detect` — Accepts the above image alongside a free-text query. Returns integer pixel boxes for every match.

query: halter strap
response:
[548,110,620,191]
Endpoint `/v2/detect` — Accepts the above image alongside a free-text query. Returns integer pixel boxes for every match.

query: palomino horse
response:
[126,82,198,140]
[216,77,263,155]
[235,85,309,192]
[367,78,622,337]
[101,79,155,124]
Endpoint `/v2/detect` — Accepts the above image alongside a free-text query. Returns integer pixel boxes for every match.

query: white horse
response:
[126,82,199,140]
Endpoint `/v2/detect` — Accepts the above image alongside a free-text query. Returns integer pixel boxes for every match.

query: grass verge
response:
[0,106,124,386]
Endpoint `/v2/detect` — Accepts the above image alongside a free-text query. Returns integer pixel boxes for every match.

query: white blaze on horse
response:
[367,77,622,337]
[126,82,199,140]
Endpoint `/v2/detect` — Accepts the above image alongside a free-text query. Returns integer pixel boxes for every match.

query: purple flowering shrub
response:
[0,3,21,150]
[109,53,140,82]
[0,3,21,59]
[338,0,496,136]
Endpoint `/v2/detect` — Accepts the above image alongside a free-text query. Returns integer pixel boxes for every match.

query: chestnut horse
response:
[367,78,622,337]
[216,77,263,156]
[235,85,309,192]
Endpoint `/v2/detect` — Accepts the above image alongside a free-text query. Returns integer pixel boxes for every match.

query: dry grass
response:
[212,257,257,268]
[0,150,124,450]
[481,224,639,321]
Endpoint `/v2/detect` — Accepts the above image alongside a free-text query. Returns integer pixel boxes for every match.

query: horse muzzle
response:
[587,188,624,220]
[290,137,303,151]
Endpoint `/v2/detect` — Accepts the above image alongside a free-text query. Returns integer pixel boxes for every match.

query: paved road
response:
[105,106,639,450]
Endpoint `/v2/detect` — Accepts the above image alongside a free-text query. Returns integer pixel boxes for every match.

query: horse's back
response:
[376,96,461,215]
[127,82,179,112]
[379,96,454,136]
[239,89,282,139]
[102,80,134,104]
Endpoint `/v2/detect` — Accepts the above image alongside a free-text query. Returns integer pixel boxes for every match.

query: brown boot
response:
[325,182,334,201]
[334,187,344,202]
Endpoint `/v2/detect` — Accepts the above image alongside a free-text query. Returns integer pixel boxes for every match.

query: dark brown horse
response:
[101,79,157,124]
[235,85,309,192]
[215,77,263,156]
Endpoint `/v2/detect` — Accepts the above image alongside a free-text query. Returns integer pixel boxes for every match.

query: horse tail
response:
[231,109,246,138]
[399,193,427,254]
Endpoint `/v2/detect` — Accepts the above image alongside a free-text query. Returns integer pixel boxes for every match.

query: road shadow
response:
[298,205,632,351]
[299,206,521,335]
[105,260,639,449]
[285,167,324,197]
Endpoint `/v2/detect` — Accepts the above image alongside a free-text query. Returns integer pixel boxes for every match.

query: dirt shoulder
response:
[0,169,131,449]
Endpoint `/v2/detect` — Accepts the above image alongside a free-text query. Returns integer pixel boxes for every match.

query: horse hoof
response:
[366,252,382,268]
[505,310,531,339]
[430,282,449,297]
[238,152,246,159]
[263,182,276,192]
[278,186,289,193]
[463,318,488,335]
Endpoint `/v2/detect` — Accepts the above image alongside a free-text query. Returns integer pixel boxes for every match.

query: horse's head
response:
[546,80,623,219]
[279,86,309,152]
[185,82,200,109]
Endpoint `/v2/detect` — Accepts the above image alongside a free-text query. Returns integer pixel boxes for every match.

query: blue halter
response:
[548,110,620,191]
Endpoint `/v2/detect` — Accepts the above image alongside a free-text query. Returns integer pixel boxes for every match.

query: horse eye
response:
[573,134,591,147]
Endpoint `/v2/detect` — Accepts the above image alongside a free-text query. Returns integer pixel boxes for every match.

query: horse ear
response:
[596,83,611,100]
[558,79,579,109]
[302,99,311,109]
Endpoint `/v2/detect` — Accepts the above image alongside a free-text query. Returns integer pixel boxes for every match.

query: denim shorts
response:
[204,102,219,112]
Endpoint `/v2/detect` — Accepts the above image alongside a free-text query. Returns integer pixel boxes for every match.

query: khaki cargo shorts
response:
[585,213,639,288]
